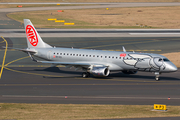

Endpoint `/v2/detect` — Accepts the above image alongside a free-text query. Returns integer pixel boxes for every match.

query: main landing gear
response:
[155,72,160,81]
[82,72,90,78]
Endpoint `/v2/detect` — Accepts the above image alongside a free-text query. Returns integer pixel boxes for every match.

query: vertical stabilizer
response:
[24,19,52,48]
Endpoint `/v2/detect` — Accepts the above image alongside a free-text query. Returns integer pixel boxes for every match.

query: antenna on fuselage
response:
[122,46,126,52]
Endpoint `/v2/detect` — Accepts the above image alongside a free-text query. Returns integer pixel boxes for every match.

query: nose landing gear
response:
[155,72,160,81]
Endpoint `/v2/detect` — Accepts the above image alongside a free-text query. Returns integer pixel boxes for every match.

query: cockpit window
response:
[159,58,163,61]
[158,58,170,62]
[163,58,170,61]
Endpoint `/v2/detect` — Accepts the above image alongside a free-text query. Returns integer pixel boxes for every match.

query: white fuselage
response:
[33,47,177,73]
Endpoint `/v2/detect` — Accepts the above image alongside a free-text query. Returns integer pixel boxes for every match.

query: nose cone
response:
[170,64,178,72]
[165,62,178,72]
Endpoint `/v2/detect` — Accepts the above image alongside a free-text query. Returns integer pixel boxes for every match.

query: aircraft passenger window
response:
[54,53,55,54]
[60,53,62,55]
[105,56,107,58]
[112,57,114,58]
[116,57,118,59]
[67,53,69,55]
[109,56,111,58]
[119,57,121,59]
[76,54,78,56]
[93,55,95,57]
[86,55,88,57]
[79,54,81,56]
[101,56,102,58]
[70,54,72,56]
[97,55,99,57]
[83,55,84,56]
[64,53,65,55]
[73,54,75,56]
[57,53,59,55]
[89,55,91,57]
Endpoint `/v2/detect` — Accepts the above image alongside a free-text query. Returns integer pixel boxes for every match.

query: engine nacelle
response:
[122,70,137,74]
[90,67,110,77]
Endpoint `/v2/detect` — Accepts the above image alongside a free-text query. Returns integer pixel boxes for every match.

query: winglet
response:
[122,46,126,52]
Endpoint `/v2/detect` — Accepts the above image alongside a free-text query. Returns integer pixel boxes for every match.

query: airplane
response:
[10,19,178,81]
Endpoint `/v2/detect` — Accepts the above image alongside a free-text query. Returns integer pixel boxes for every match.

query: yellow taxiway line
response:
[0,36,8,79]
[4,67,63,78]
[4,56,30,66]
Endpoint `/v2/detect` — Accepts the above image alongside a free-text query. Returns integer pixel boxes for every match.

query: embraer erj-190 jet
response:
[14,19,178,81]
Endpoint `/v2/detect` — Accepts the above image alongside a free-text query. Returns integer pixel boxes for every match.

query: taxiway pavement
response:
[0,1,180,107]
[0,36,180,105]
[1,29,180,37]
[0,67,180,105]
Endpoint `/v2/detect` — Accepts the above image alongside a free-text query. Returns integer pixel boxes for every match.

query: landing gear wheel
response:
[82,72,90,78]
[154,72,160,81]
[155,77,160,81]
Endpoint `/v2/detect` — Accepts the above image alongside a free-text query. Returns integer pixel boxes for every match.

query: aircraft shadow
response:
[34,67,82,75]
[109,72,180,81]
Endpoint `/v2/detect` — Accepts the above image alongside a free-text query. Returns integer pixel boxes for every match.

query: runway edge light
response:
[153,104,167,111]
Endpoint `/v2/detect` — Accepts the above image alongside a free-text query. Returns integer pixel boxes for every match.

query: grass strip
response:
[7,6,180,29]
[0,103,180,120]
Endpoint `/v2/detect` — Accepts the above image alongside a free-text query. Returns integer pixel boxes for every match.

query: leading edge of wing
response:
[38,61,104,67]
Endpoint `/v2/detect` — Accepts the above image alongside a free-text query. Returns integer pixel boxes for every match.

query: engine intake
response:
[90,67,110,77]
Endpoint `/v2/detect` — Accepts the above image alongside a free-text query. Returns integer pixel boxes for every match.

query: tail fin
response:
[24,19,52,48]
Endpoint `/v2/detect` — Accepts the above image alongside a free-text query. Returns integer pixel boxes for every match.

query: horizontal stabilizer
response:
[2,46,36,53]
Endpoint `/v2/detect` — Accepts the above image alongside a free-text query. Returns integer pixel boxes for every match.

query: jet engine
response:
[90,67,110,77]
[122,70,137,74]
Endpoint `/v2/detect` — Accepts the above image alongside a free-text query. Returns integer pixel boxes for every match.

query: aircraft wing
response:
[39,61,91,66]
[37,60,107,70]
[38,61,105,67]
[28,52,106,69]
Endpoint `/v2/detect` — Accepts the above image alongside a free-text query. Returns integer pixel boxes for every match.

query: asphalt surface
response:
[0,66,180,105]
[1,3,180,120]
[1,36,180,105]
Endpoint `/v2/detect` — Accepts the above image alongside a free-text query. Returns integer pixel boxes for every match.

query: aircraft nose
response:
[167,62,178,72]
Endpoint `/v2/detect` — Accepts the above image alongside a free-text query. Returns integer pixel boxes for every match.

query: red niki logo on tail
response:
[26,25,38,46]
